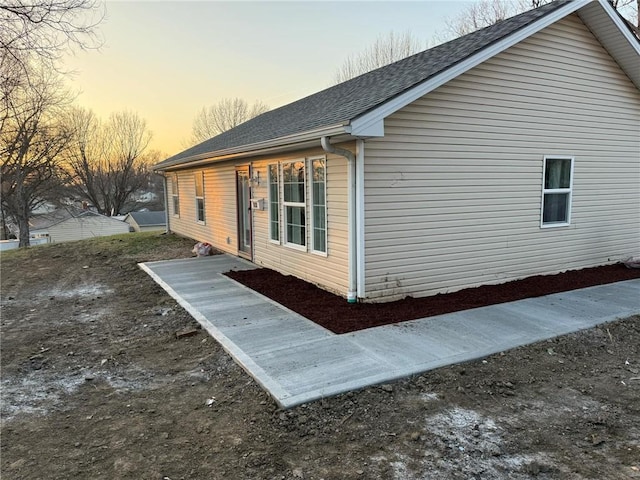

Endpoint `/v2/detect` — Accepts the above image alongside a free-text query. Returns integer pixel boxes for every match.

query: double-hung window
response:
[195,172,205,224]
[310,157,327,254]
[282,160,306,248]
[541,156,573,227]
[171,173,180,216]
[268,164,280,243]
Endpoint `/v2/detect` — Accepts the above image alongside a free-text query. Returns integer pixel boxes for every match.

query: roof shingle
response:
[156,0,570,170]
[127,211,166,226]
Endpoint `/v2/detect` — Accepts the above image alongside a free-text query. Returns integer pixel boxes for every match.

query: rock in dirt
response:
[175,328,199,339]
[525,461,551,475]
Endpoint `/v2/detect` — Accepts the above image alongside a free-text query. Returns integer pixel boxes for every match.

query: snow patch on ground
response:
[384,407,560,480]
[41,283,113,299]
[71,306,111,324]
[420,392,439,401]
[388,454,413,479]
[1,365,162,423]
[1,372,85,421]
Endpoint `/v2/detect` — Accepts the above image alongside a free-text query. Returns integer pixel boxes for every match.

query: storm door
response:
[236,166,252,259]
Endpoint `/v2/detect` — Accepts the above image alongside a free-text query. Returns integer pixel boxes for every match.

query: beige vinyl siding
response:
[168,165,237,255]
[363,14,640,302]
[47,217,130,243]
[250,147,350,297]
[135,224,166,233]
[166,147,350,297]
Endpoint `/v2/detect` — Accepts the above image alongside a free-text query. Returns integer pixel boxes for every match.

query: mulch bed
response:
[224,264,639,334]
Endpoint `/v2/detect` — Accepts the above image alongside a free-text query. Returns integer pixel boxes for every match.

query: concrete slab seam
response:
[220,273,336,335]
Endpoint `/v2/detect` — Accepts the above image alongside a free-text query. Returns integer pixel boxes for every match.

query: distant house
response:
[26,207,130,244]
[155,0,639,303]
[137,191,159,203]
[124,211,167,232]
[30,201,57,215]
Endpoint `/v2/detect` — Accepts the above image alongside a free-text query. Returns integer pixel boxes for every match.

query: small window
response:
[268,164,280,243]
[310,157,327,254]
[195,172,205,224]
[171,173,180,216]
[282,160,306,248]
[541,156,573,227]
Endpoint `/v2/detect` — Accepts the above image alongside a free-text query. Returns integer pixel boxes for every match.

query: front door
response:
[236,166,252,259]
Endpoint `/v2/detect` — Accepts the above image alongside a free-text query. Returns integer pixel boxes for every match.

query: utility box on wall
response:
[250,198,265,211]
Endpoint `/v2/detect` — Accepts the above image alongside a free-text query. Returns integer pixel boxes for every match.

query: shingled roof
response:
[28,207,117,230]
[126,211,166,227]
[154,0,579,170]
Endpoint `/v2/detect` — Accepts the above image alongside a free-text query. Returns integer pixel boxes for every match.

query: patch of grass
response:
[0,232,195,264]
[88,232,182,255]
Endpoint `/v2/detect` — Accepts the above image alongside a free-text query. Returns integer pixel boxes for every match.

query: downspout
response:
[355,139,365,299]
[321,136,357,303]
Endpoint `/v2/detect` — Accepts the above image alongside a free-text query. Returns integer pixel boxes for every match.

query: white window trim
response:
[309,155,328,257]
[268,163,280,245]
[195,171,205,225]
[282,160,307,251]
[540,156,574,229]
[171,173,180,217]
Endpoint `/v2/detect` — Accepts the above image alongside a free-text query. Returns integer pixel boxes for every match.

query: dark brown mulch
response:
[224,264,639,334]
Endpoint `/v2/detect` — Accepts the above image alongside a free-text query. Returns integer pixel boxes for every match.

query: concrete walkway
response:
[140,255,640,409]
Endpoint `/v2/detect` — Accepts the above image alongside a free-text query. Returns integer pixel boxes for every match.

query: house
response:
[124,211,167,232]
[154,0,640,304]
[26,207,130,244]
[30,201,57,215]
[137,191,159,203]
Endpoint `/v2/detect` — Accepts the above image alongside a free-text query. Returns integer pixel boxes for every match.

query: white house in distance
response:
[124,211,167,232]
[27,207,130,244]
[155,0,640,304]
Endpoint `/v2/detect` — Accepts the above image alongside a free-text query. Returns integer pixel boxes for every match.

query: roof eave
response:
[352,0,638,135]
[577,0,640,88]
[155,123,350,172]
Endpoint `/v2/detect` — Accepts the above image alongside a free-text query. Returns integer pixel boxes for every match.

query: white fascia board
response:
[345,119,385,138]
[349,0,591,137]
[156,124,348,171]
[592,0,640,54]
[580,0,640,88]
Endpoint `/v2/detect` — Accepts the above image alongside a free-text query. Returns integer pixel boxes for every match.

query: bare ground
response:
[1,233,639,480]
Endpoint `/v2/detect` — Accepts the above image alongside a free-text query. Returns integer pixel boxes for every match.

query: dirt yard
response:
[1,233,639,480]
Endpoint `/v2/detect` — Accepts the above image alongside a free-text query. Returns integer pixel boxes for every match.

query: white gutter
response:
[321,136,357,303]
[157,124,348,172]
[355,139,365,299]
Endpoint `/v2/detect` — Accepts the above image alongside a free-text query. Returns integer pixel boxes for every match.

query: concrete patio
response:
[140,255,640,409]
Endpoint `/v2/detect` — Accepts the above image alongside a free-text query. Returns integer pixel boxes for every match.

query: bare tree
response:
[0,66,71,247]
[333,31,429,84]
[614,0,639,33]
[1,51,25,136]
[65,108,156,216]
[332,1,638,85]
[0,0,103,76]
[190,98,269,144]
[441,0,638,41]
[443,1,522,38]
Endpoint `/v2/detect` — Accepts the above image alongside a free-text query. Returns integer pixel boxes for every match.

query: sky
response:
[62,1,474,157]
